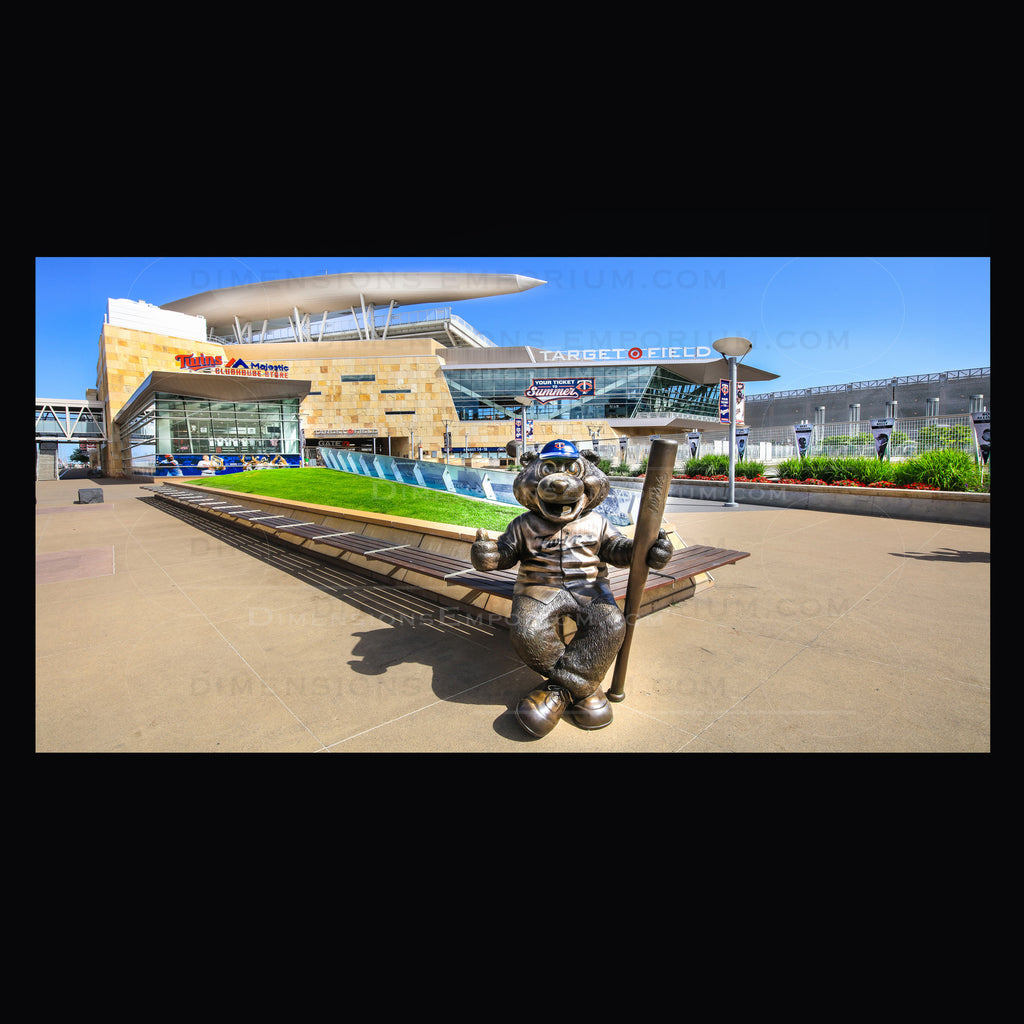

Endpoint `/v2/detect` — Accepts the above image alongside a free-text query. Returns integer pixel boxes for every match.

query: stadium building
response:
[741,367,991,428]
[95,272,781,478]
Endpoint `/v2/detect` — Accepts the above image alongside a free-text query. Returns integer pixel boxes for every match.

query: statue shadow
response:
[344,623,543,741]
[142,496,541,740]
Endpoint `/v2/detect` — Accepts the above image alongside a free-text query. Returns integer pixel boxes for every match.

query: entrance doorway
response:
[308,434,402,462]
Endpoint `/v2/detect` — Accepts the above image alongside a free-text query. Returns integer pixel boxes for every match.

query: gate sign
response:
[870,417,895,461]
[971,411,990,464]
[523,378,595,403]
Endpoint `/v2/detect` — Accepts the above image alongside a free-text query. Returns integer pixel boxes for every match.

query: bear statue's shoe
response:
[567,689,613,730]
[514,686,570,738]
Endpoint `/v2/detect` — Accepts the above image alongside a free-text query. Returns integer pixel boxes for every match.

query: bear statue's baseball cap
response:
[539,439,580,460]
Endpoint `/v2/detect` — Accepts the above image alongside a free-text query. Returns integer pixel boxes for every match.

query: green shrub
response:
[819,456,889,484]
[774,456,885,484]
[891,449,987,492]
[776,450,989,492]
[775,457,804,480]
[684,454,764,478]
[774,456,831,481]
[686,454,729,476]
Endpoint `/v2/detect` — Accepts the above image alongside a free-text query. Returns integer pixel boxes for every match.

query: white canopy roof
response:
[161,271,545,334]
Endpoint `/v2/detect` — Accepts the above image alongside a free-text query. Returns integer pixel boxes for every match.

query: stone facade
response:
[98,323,232,476]
[98,325,613,476]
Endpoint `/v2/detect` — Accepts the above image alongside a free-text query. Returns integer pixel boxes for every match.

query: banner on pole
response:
[512,417,536,442]
[718,379,745,423]
[687,431,701,460]
[870,417,895,461]
[736,427,749,461]
[971,411,990,465]
[793,423,813,459]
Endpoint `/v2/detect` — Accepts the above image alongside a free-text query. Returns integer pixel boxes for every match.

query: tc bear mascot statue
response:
[471,439,673,738]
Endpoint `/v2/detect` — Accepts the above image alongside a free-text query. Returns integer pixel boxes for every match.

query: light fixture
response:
[712,336,753,359]
[711,337,753,508]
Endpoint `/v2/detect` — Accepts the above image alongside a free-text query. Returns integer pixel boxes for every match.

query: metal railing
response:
[577,413,985,471]
[625,414,980,466]
[745,367,990,402]
[211,305,497,346]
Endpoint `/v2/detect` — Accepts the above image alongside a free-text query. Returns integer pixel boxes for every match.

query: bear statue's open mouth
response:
[538,496,588,522]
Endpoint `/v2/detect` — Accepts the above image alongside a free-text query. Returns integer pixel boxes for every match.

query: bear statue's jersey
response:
[499,509,623,605]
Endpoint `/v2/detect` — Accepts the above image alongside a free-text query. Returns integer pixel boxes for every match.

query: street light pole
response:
[712,336,753,509]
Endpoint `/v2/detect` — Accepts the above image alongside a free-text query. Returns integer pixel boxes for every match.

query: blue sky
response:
[35,255,990,400]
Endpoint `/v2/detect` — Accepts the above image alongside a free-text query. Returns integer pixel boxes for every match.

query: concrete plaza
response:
[35,475,990,752]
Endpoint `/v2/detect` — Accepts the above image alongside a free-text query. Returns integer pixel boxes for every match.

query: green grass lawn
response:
[190,468,520,531]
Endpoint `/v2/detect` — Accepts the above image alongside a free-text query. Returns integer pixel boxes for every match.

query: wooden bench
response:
[142,483,748,615]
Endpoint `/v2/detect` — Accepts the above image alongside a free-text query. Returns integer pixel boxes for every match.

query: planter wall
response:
[611,476,990,527]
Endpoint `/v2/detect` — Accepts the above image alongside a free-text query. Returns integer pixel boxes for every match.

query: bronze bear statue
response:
[472,439,673,738]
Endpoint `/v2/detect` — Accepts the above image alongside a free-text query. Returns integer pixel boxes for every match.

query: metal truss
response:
[35,399,106,443]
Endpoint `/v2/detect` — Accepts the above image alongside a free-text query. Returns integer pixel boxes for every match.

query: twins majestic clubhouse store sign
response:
[174,353,290,377]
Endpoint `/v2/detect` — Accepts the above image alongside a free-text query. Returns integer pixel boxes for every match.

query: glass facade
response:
[119,393,302,476]
[442,364,718,421]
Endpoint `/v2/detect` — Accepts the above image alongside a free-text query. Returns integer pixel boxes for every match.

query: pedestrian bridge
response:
[35,398,106,444]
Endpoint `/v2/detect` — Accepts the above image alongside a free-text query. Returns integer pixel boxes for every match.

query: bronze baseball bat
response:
[607,438,678,703]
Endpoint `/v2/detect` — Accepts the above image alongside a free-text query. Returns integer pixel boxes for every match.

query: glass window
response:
[124,392,304,476]
[441,364,718,422]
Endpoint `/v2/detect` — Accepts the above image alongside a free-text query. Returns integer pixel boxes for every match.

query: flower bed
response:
[672,474,941,491]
